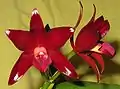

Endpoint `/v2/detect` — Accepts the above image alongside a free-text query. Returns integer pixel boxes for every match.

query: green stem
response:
[40,50,75,89]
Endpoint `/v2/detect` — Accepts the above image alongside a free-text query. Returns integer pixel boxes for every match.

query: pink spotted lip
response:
[33,46,52,72]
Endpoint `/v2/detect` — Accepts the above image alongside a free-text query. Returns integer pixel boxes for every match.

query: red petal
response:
[5,30,32,51]
[8,52,33,85]
[70,35,101,82]
[47,27,74,49]
[91,52,104,74]
[49,50,78,79]
[91,42,115,57]
[75,5,99,52]
[95,16,110,38]
[77,53,100,82]
[30,8,44,33]
[94,16,104,27]
[75,22,99,52]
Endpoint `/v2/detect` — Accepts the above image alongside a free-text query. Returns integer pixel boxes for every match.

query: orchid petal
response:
[8,52,33,85]
[47,27,74,49]
[91,52,104,74]
[73,1,83,29]
[74,5,99,52]
[91,42,115,57]
[88,4,96,23]
[94,16,104,27]
[75,23,99,52]
[77,53,100,82]
[6,29,32,51]
[30,8,44,33]
[49,50,78,79]
[70,26,101,81]
[95,16,110,38]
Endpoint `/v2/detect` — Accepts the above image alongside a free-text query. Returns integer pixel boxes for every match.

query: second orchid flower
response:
[70,3,115,82]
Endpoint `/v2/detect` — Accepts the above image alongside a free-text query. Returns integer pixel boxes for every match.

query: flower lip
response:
[33,46,52,72]
[91,42,115,57]
[34,46,48,60]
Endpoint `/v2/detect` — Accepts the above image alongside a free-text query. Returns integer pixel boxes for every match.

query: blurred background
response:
[0,0,120,89]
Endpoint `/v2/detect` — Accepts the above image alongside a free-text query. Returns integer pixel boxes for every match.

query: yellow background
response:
[0,0,120,89]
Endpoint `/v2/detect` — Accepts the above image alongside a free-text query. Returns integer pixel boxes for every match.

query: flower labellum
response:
[6,8,78,85]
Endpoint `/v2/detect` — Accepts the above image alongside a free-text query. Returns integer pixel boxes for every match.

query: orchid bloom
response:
[6,8,78,85]
[70,4,115,82]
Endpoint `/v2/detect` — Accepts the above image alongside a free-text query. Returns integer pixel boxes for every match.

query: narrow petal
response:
[91,52,104,74]
[77,53,100,82]
[91,42,115,57]
[8,52,33,85]
[5,29,32,51]
[49,50,78,79]
[88,4,96,23]
[30,8,44,33]
[47,27,74,49]
[94,16,110,38]
[73,1,83,29]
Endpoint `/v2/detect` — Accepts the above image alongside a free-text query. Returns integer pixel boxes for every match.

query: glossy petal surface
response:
[30,8,44,33]
[8,52,33,85]
[49,50,78,78]
[6,30,32,51]
[47,27,74,49]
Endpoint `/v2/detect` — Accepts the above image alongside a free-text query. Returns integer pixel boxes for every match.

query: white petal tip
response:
[5,30,10,35]
[63,67,71,76]
[32,8,39,15]
[14,73,19,81]
[69,28,74,32]
[14,73,22,81]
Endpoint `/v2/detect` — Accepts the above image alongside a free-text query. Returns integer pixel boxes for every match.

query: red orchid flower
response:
[6,8,78,85]
[70,4,115,82]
